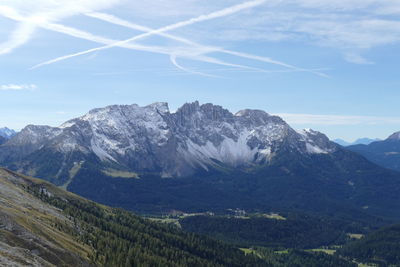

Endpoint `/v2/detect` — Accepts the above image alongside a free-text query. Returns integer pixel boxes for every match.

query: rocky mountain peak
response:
[199,103,232,121]
[9,125,60,145]
[147,102,170,114]
[235,109,269,117]
[387,131,400,140]
[235,109,286,126]
[298,129,338,154]
[176,101,201,116]
[0,127,16,139]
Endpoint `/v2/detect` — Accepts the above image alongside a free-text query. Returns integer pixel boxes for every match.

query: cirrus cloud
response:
[0,84,37,91]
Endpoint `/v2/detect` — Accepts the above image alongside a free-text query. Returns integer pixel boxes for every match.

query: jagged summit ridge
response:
[0,102,339,178]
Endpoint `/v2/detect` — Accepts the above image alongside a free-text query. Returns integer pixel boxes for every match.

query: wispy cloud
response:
[0,84,37,91]
[209,1,400,63]
[32,1,326,77]
[0,0,327,77]
[31,0,274,69]
[0,22,36,55]
[0,0,121,54]
[276,113,400,126]
[2,0,399,75]
[86,11,327,77]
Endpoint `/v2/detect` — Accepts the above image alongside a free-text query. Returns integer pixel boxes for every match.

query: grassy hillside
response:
[0,168,264,266]
[0,168,91,266]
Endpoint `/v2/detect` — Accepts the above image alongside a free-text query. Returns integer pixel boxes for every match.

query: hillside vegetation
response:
[0,168,264,266]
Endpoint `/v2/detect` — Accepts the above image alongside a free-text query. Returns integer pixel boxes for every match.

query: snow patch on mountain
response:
[298,129,336,154]
[183,130,260,168]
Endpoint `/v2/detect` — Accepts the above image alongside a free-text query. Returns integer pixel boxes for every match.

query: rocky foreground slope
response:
[0,168,265,267]
[0,168,91,266]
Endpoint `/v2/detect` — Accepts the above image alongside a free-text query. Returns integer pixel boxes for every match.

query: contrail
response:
[221,50,329,77]
[170,55,221,78]
[33,22,264,73]
[0,2,326,77]
[0,6,261,72]
[85,12,207,50]
[32,0,268,68]
[86,11,327,77]
[0,6,37,55]
[0,22,36,55]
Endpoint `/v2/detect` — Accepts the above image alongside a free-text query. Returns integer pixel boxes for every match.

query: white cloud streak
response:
[86,11,327,77]
[0,1,121,55]
[0,0,327,77]
[0,22,36,55]
[170,55,222,78]
[0,7,272,75]
[0,84,37,91]
[31,0,279,68]
[1,0,400,71]
[0,7,208,61]
[276,113,400,126]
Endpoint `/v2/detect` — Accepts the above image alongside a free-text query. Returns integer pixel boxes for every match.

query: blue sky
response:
[1,0,400,141]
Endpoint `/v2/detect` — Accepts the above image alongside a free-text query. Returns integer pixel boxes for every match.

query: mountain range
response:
[1,102,400,223]
[347,132,400,172]
[333,138,380,147]
[0,102,337,180]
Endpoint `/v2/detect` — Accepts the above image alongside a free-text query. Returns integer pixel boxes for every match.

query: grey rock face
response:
[0,102,339,178]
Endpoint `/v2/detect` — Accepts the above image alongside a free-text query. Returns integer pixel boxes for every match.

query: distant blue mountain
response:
[348,132,400,172]
[333,138,380,147]
[0,127,17,139]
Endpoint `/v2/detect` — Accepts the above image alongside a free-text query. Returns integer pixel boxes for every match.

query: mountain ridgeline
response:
[1,102,400,222]
[348,132,400,172]
[333,138,380,147]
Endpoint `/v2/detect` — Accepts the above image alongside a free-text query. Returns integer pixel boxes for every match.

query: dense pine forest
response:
[179,214,365,248]
[338,224,400,266]
[27,183,264,266]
